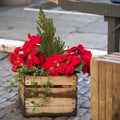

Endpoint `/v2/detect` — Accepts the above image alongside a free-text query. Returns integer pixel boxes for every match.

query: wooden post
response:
[104,17,120,54]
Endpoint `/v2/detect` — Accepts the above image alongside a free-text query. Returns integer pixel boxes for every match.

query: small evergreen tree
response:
[37,7,65,58]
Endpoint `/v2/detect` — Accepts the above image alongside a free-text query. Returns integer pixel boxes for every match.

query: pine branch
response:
[36,7,65,58]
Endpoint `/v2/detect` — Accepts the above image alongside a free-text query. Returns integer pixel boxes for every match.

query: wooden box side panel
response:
[91,55,120,120]
[20,75,77,116]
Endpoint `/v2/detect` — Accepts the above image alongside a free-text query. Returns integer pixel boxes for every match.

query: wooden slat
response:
[90,59,99,120]
[106,62,113,120]
[98,60,106,120]
[112,63,120,120]
[101,55,120,62]
[24,75,77,86]
[26,106,75,115]
[19,82,25,104]
[106,54,120,58]
[25,87,76,98]
[112,52,120,56]
[49,0,58,4]
[25,97,76,107]
[95,57,120,64]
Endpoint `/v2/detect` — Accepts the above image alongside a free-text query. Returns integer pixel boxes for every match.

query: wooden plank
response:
[25,97,76,106]
[24,75,77,86]
[49,0,58,4]
[100,55,120,61]
[90,59,99,120]
[59,0,120,17]
[112,63,120,120]
[19,81,25,104]
[112,52,120,56]
[98,60,106,120]
[25,87,76,98]
[95,57,120,64]
[103,54,120,59]
[105,62,113,120]
[26,106,75,115]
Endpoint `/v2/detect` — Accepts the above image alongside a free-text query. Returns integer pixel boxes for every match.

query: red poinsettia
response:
[25,49,40,68]
[22,33,42,52]
[9,47,24,72]
[41,53,81,76]
[9,33,42,72]
[65,44,92,73]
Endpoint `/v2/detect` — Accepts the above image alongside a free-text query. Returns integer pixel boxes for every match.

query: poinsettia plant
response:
[8,7,92,77]
[9,33,92,76]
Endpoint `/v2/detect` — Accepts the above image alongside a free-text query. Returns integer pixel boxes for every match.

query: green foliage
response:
[74,62,84,73]
[17,65,49,77]
[37,7,65,58]
[41,81,53,94]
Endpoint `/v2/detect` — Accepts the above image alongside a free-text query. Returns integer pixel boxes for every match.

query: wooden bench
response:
[50,0,120,54]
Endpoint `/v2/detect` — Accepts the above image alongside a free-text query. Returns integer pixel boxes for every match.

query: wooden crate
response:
[19,75,77,116]
[90,52,120,120]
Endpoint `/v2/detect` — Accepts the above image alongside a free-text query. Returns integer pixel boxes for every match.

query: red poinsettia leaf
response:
[65,64,74,76]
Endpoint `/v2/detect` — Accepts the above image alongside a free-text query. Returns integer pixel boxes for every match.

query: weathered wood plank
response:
[112,63,120,120]
[26,106,75,115]
[100,55,120,61]
[59,0,120,18]
[112,52,120,56]
[19,81,25,104]
[90,59,99,120]
[98,60,106,120]
[25,87,76,98]
[24,75,77,86]
[25,97,76,106]
[106,62,113,120]
[95,57,120,64]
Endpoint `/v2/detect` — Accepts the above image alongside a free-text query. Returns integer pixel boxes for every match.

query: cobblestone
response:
[0,109,6,119]
[80,112,90,120]
[79,87,89,95]
[0,101,14,109]
[77,108,88,117]
[83,91,90,98]
[80,100,90,108]
[0,52,8,60]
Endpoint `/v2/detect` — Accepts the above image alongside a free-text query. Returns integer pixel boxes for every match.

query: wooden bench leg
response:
[104,17,120,54]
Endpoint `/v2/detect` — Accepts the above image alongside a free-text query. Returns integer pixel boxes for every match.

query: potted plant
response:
[8,7,92,116]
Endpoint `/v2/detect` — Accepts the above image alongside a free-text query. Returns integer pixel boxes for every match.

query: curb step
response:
[0,38,107,57]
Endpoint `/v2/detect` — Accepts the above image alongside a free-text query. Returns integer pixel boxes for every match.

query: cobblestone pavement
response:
[0,52,90,120]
